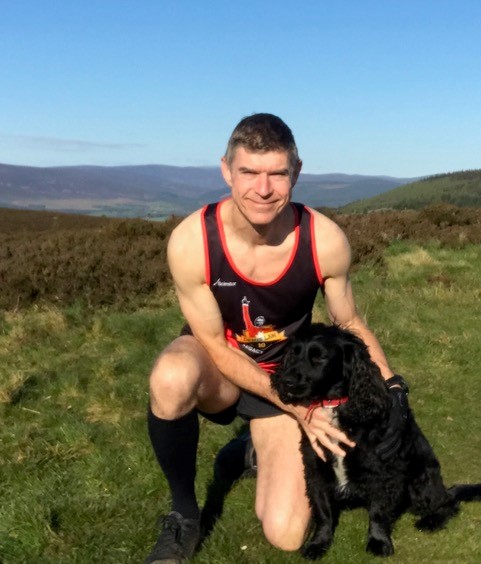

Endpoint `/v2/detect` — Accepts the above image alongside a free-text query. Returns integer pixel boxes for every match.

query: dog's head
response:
[272,323,390,423]
[272,324,347,405]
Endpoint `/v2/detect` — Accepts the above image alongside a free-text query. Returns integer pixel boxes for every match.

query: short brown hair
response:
[225,113,300,172]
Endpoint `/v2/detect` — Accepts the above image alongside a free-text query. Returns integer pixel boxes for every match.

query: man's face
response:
[221,146,301,227]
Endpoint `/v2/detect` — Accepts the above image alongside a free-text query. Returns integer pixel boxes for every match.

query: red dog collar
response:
[305,397,349,421]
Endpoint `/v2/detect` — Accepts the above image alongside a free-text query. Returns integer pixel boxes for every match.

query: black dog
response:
[271,323,481,559]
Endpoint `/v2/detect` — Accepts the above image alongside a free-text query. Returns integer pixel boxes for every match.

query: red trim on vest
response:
[258,361,280,375]
[308,208,324,286]
[201,205,211,286]
[225,327,240,349]
[216,201,301,287]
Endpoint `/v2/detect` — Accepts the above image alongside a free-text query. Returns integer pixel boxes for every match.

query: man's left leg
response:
[251,414,311,551]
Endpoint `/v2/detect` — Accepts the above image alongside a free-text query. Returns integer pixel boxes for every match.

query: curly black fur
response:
[271,323,481,559]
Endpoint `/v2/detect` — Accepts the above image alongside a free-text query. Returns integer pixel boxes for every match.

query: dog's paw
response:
[415,513,448,531]
[301,541,330,560]
[366,536,394,557]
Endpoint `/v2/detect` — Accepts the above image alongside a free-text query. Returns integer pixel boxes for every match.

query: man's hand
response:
[293,405,356,461]
[376,375,410,460]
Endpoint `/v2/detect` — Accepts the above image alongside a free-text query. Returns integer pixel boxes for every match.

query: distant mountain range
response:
[0,163,415,218]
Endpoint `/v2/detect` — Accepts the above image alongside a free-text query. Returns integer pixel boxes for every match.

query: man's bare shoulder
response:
[168,209,205,280]
[168,209,203,252]
[305,207,351,278]
[306,206,349,246]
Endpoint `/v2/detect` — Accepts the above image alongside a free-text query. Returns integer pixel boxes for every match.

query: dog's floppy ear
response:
[342,337,390,423]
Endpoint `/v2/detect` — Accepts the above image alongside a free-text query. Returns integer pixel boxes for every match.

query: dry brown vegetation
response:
[334,204,481,266]
[1,204,480,310]
[0,209,181,310]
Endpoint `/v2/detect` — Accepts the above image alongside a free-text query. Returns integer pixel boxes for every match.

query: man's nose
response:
[256,173,272,197]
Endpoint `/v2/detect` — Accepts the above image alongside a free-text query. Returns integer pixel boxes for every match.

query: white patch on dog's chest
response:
[324,409,349,492]
[332,453,348,491]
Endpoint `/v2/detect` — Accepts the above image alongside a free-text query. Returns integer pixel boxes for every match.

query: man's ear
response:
[291,159,302,186]
[220,157,233,188]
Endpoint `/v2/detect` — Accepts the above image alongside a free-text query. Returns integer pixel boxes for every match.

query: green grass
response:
[1,243,481,563]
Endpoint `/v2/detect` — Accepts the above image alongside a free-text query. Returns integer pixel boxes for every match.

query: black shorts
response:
[198,393,283,424]
[236,391,283,420]
[180,324,284,422]
[197,403,239,425]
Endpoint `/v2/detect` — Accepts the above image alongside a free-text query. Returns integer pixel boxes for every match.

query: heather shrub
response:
[334,206,481,267]
[418,203,478,227]
[1,205,480,310]
[0,211,181,310]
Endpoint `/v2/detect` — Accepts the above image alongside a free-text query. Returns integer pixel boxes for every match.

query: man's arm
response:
[311,209,394,380]
[167,211,354,458]
[310,208,409,459]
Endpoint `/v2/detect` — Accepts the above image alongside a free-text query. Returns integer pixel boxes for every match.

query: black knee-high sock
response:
[147,406,200,519]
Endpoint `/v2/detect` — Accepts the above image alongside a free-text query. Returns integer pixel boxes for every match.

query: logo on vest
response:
[213,278,237,287]
[235,296,286,351]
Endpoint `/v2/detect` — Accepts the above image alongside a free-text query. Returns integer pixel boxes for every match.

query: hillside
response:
[0,163,413,217]
[295,173,411,208]
[342,169,481,213]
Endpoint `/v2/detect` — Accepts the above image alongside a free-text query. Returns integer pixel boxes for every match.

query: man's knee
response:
[149,338,202,419]
[259,509,307,551]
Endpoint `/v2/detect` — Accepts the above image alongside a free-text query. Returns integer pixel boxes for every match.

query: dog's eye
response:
[309,347,326,364]
[308,343,328,364]
[310,354,324,363]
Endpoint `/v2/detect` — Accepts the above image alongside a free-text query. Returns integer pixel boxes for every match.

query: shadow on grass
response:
[198,423,253,549]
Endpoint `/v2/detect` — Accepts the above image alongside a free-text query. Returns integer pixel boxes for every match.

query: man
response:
[145,114,407,563]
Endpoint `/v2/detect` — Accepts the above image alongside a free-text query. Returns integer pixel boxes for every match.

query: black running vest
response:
[202,201,324,371]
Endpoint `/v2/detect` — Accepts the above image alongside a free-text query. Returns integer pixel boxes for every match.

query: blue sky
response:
[1,0,480,177]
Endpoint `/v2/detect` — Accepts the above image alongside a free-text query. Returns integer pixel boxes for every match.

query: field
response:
[1,236,481,563]
[1,204,481,311]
